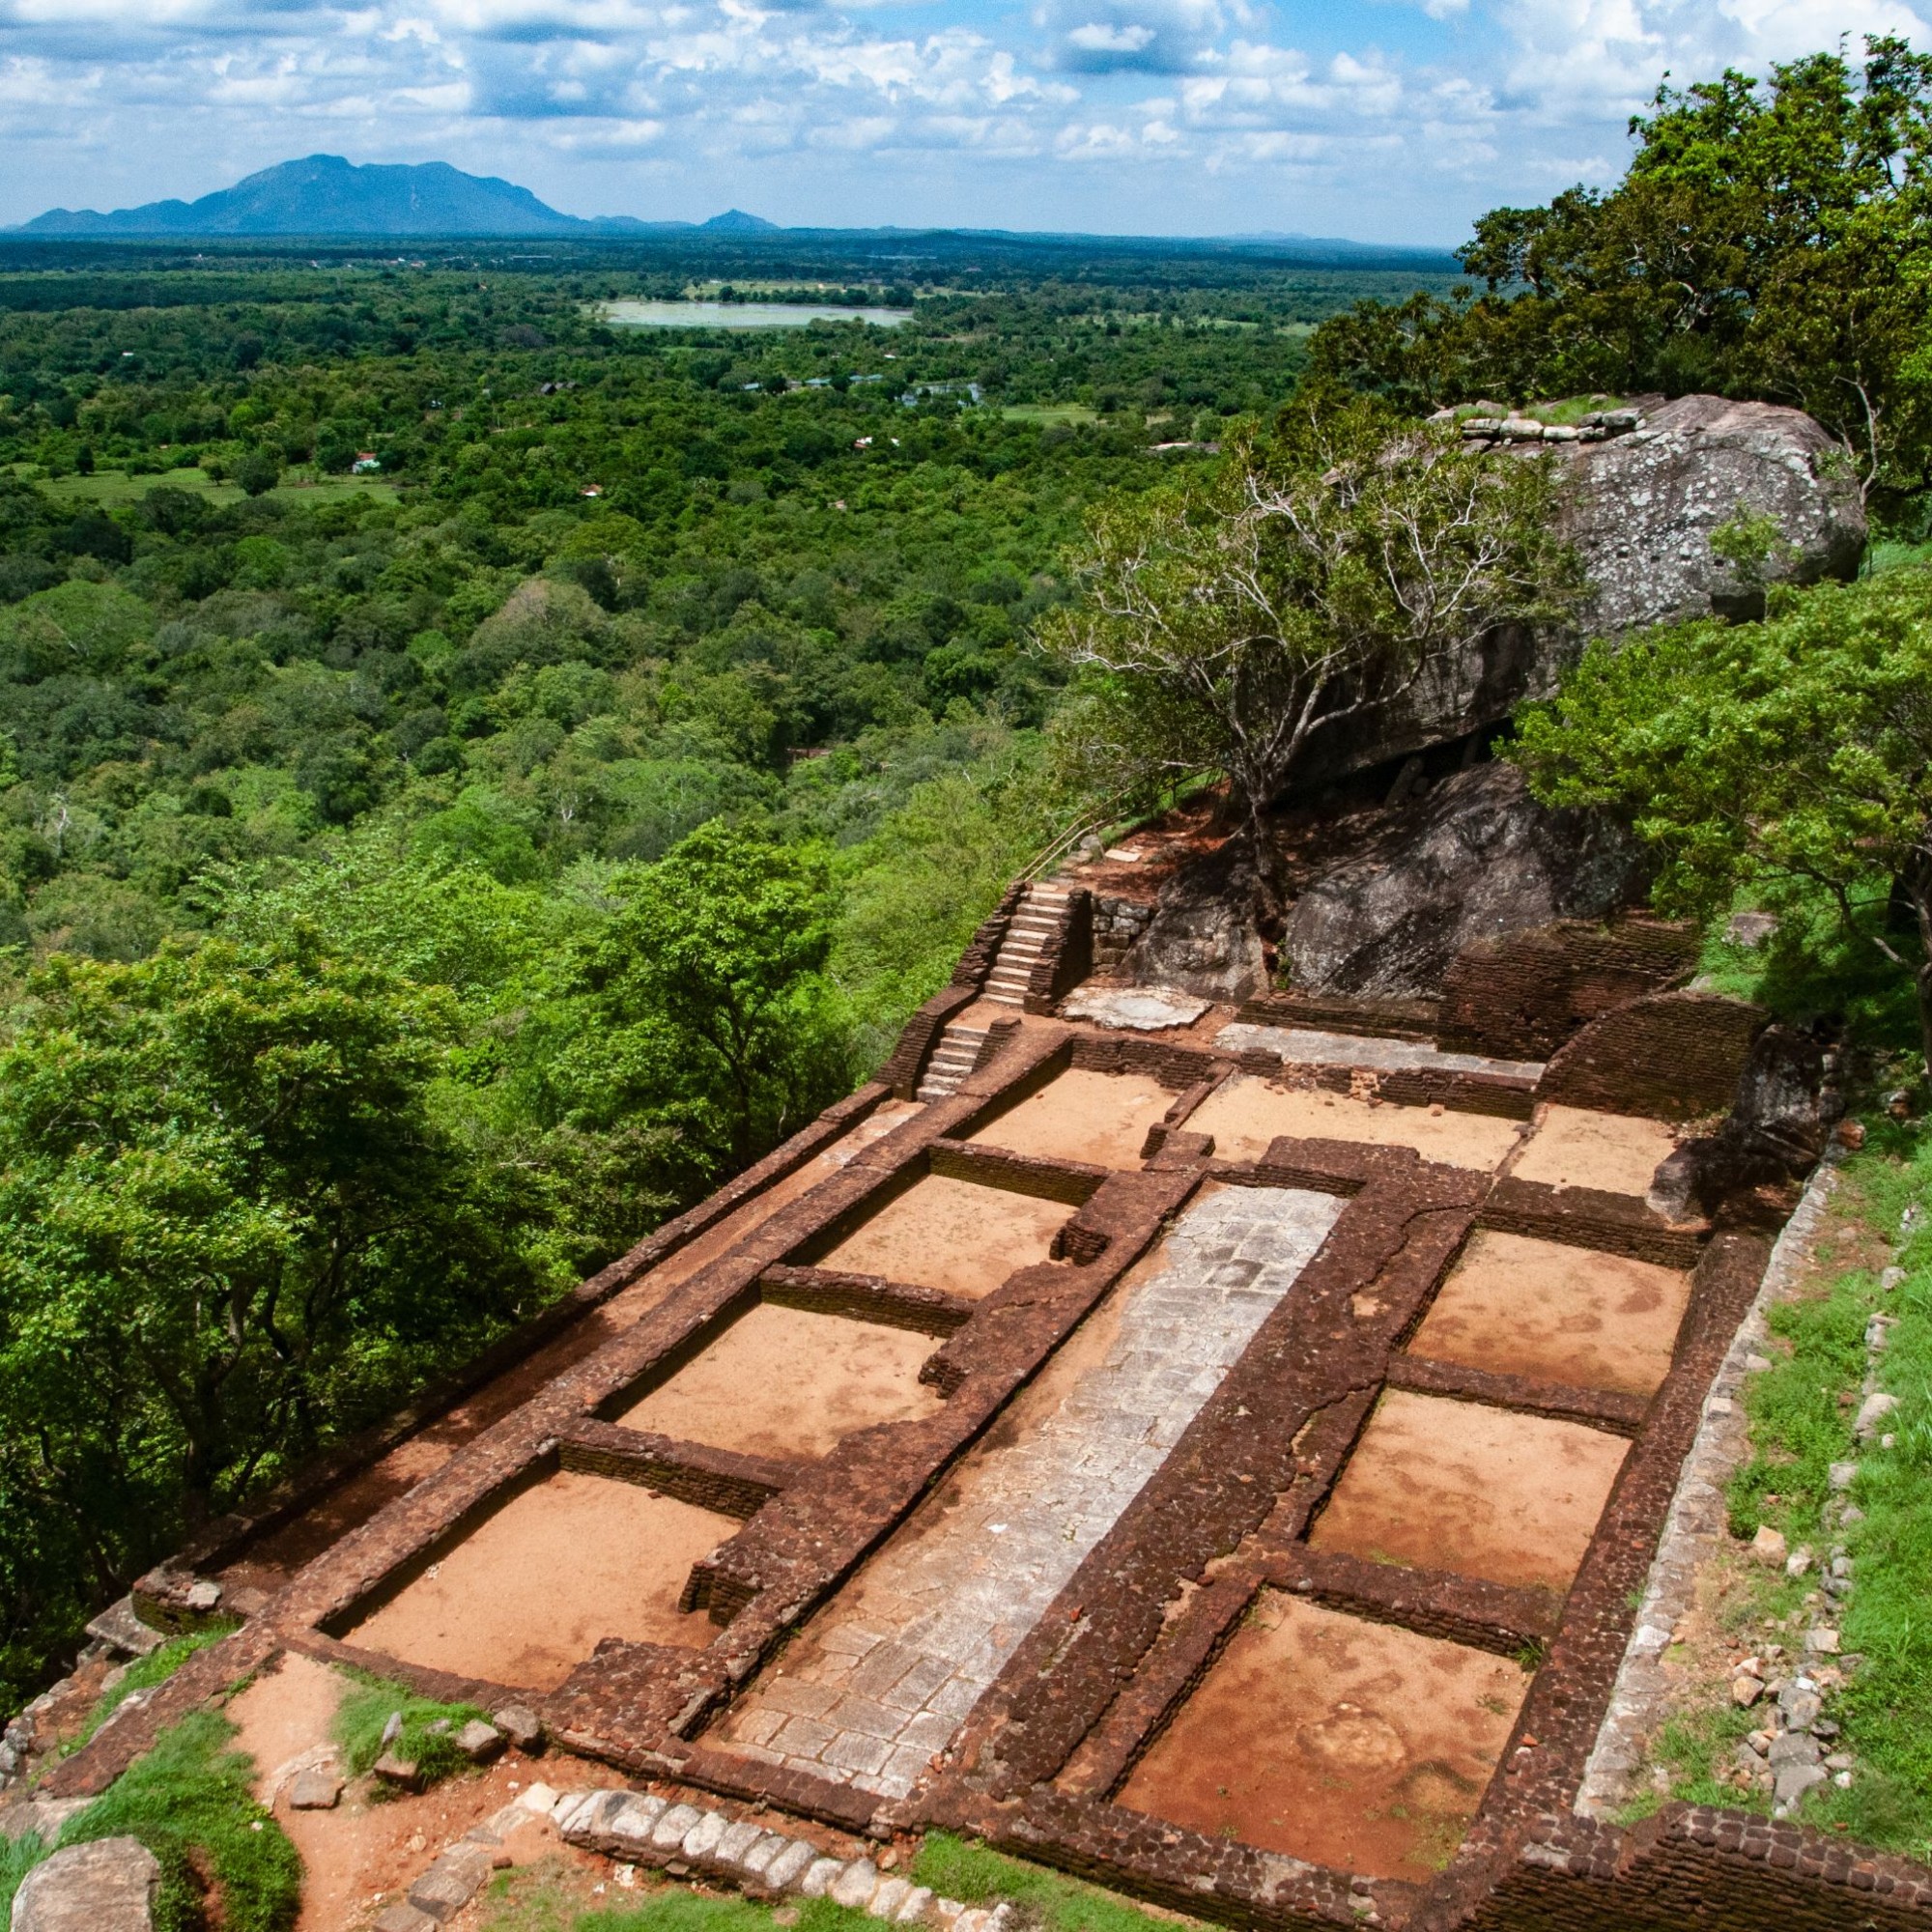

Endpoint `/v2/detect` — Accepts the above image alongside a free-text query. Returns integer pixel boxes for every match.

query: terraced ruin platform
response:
[64,877,1890,1932]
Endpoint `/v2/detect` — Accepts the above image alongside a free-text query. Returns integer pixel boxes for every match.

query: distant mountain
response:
[13,155,774,239]
[701,210,779,233]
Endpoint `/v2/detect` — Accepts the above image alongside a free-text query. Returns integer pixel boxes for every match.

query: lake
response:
[600,299,913,331]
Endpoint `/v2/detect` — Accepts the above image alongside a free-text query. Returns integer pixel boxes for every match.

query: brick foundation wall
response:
[1437,920,1699,1062]
[1538,992,1768,1122]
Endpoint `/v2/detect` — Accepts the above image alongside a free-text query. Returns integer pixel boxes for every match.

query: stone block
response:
[714,1820,765,1868]
[374,1909,437,1932]
[493,1704,545,1751]
[680,1811,728,1862]
[763,1840,816,1890]
[649,1804,703,1852]
[409,1846,497,1922]
[895,1887,935,1923]
[801,1859,847,1898]
[288,1764,344,1810]
[12,1839,158,1932]
[373,1751,422,1792]
[607,1796,668,1847]
[455,1721,503,1764]
[869,1878,912,1919]
[831,1861,880,1910]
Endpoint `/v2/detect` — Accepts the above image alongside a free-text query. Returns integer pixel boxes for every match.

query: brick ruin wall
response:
[38,888,1931,1932]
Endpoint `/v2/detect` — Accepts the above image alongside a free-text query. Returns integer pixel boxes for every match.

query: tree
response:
[1512,563,1932,1073]
[574,822,851,1171]
[1311,38,1932,509]
[0,931,549,1693]
[234,446,281,497]
[1042,398,1580,891]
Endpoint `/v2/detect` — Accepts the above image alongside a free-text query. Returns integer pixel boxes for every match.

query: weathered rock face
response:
[11,1838,159,1932]
[1557,394,1866,632]
[1281,763,1648,1000]
[1122,839,1268,1002]
[1292,394,1865,786]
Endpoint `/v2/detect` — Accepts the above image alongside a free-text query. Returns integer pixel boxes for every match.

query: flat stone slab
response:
[1062,986,1210,1031]
[1214,1021,1544,1081]
[12,1838,159,1932]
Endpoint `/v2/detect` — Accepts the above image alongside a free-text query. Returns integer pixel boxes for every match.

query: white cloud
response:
[1,0,1928,240]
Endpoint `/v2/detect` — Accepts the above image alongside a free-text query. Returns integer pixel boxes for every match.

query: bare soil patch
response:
[1185,1075,1523,1170]
[1119,1591,1526,1882]
[217,1104,917,1599]
[347,1471,727,1690]
[1408,1231,1691,1396]
[613,1303,945,1460]
[1309,1389,1629,1593]
[1511,1105,1679,1197]
[968,1068,1175,1170]
[819,1173,1071,1299]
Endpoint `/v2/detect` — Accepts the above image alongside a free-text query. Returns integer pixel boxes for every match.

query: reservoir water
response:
[600,299,912,330]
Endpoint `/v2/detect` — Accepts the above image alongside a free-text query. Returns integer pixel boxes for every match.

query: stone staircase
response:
[982,880,1072,1008]
[916,1021,989,1101]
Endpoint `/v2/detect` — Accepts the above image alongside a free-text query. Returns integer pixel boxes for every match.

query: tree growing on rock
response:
[1512,563,1932,1075]
[1043,398,1580,898]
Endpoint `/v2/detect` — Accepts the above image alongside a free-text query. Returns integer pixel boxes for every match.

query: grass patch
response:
[1000,405,1098,427]
[65,1709,300,1932]
[1620,1702,1762,1824]
[9,464,401,508]
[69,1626,238,1753]
[581,1891,875,1932]
[333,1667,491,1789]
[914,1833,1186,1932]
[1719,1118,1932,1859]
[0,1828,55,1930]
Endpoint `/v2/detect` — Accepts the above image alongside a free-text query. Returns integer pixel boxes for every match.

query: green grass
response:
[1719,1119,1932,1859]
[582,1892,876,1932]
[999,405,1098,427]
[0,1829,54,1931]
[68,1626,238,1753]
[51,1710,300,1932]
[914,1833,1185,1932]
[332,1667,491,1789]
[1620,1702,1763,1824]
[9,464,401,508]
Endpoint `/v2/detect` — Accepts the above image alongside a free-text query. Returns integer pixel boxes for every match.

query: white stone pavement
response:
[1215,1021,1546,1082]
[719,1184,1344,1799]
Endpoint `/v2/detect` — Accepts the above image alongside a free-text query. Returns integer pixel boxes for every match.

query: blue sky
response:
[3,0,1926,243]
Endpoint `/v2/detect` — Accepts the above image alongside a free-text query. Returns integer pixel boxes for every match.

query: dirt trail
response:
[226,1651,604,1932]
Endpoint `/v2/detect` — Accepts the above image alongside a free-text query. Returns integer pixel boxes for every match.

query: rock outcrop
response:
[1281,764,1648,1000]
[1293,394,1865,786]
[11,1839,158,1932]
[1555,394,1866,632]
[1122,838,1268,1002]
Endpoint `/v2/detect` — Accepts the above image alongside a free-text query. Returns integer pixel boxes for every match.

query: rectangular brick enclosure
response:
[79,878,1905,1932]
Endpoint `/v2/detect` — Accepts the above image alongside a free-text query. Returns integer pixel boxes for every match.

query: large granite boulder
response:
[1292,394,1865,786]
[1281,763,1647,999]
[1122,838,1268,1002]
[11,1839,158,1932]
[1557,394,1866,632]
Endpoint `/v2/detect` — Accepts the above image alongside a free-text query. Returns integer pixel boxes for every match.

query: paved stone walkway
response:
[719,1185,1344,1799]
[1214,1021,1545,1081]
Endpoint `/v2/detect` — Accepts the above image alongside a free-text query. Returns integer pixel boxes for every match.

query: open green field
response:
[1001,404,1100,426]
[12,465,402,508]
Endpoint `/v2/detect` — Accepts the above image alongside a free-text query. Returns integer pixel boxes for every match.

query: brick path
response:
[719,1185,1344,1799]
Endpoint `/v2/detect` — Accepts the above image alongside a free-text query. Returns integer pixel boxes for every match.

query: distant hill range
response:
[14,155,771,239]
[8,155,1446,261]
